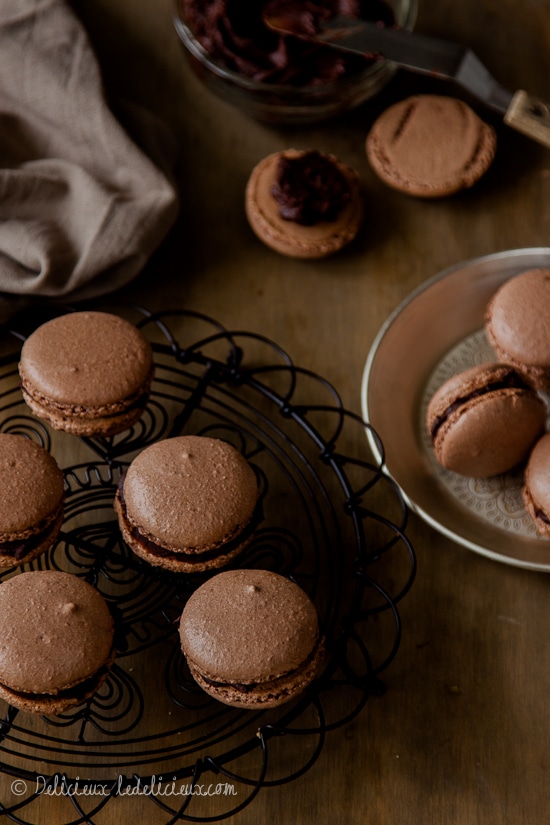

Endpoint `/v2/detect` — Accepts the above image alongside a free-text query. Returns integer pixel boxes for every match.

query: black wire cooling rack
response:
[0,303,416,823]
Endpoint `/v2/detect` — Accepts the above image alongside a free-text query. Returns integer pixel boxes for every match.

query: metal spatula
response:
[264,11,550,149]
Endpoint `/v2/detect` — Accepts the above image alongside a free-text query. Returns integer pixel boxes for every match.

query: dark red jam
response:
[181,0,395,86]
[271,150,351,225]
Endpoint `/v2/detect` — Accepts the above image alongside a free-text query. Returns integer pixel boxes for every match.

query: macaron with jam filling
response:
[0,570,116,714]
[19,311,154,437]
[523,433,550,537]
[426,363,546,478]
[179,569,325,709]
[366,94,496,198]
[485,269,550,391]
[245,149,363,258]
[115,435,260,573]
[0,433,65,568]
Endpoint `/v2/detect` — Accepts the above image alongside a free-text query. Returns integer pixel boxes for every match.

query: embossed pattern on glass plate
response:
[362,247,550,572]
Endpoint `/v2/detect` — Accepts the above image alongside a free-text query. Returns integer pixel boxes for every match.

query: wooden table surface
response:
[2,0,550,822]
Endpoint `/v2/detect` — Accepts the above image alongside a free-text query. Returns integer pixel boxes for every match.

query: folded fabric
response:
[0,0,179,323]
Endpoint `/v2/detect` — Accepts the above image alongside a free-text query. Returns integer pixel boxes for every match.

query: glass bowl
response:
[172,0,418,125]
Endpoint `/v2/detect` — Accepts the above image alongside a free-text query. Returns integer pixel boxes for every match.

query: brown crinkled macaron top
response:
[179,569,320,684]
[121,436,259,551]
[0,434,64,536]
[485,269,550,370]
[0,570,114,694]
[19,311,153,407]
[366,94,496,198]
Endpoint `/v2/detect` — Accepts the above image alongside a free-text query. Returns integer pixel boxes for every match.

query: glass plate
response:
[361,247,550,572]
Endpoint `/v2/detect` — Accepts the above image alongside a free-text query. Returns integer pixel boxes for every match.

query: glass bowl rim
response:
[171,0,419,97]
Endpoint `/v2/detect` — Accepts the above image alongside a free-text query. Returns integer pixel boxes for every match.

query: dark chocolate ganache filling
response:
[271,150,351,225]
[19,366,153,420]
[117,477,262,564]
[430,369,534,441]
[0,657,114,704]
[0,508,62,560]
[200,634,323,693]
[181,0,395,86]
[535,508,550,525]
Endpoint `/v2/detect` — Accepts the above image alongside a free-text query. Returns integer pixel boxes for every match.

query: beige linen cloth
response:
[0,0,179,322]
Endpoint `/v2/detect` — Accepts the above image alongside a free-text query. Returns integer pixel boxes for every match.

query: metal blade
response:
[316,17,513,114]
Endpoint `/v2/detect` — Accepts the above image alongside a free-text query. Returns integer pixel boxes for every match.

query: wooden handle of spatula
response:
[504,90,550,148]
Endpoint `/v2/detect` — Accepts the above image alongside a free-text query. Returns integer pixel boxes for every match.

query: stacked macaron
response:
[115,435,260,573]
[19,311,154,437]
[426,362,546,479]
[179,569,324,709]
[0,434,65,567]
[426,268,550,535]
[485,269,550,391]
[0,571,115,714]
[523,434,550,537]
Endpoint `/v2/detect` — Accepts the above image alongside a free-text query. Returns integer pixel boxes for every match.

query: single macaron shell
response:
[523,433,550,537]
[0,570,115,714]
[179,569,325,709]
[366,94,496,198]
[19,311,154,437]
[245,148,363,259]
[485,269,550,390]
[0,434,65,567]
[115,436,260,573]
[426,363,546,478]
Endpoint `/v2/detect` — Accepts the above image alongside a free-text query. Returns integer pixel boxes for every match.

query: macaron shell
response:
[0,571,114,694]
[19,311,153,407]
[114,490,252,573]
[523,433,550,536]
[179,569,320,684]
[426,363,533,424]
[366,94,496,198]
[0,647,116,715]
[187,636,326,710]
[432,390,545,478]
[0,434,64,537]
[0,507,64,569]
[245,149,363,259]
[20,391,151,437]
[121,436,259,551]
[485,269,550,385]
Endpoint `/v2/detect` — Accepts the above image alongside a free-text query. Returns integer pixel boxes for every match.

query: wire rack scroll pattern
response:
[0,304,415,824]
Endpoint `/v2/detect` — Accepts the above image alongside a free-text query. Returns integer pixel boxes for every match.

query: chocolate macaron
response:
[523,433,550,537]
[426,363,546,478]
[19,311,154,437]
[0,434,64,568]
[0,570,116,714]
[366,94,496,198]
[245,149,363,258]
[115,435,260,573]
[485,269,550,390]
[179,569,325,709]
